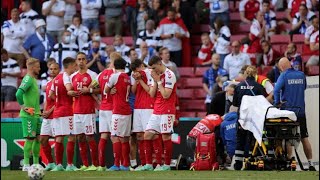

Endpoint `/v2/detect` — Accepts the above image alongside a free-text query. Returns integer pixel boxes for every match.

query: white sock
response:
[130,160,137,167]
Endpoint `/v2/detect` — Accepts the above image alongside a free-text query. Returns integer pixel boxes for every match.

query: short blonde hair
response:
[26,58,39,68]
[110,52,122,63]
[244,65,257,77]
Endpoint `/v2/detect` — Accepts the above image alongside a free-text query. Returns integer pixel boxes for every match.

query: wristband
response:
[90,88,93,93]
[157,81,162,85]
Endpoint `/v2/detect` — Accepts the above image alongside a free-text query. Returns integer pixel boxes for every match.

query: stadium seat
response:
[4,101,20,112]
[179,111,196,118]
[123,36,134,46]
[177,89,194,99]
[1,112,13,118]
[292,34,305,44]
[192,24,210,34]
[183,78,203,88]
[192,45,200,56]
[305,65,319,76]
[75,3,81,12]
[21,68,27,78]
[275,11,287,21]
[12,112,20,118]
[101,37,114,45]
[270,34,290,44]
[230,12,241,22]
[178,67,194,77]
[191,35,202,45]
[230,35,246,42]
[197,112,207,118]
[200,24,210,33]
[302,55,311,64]
[193,89,207,99]
[194,67,209,77]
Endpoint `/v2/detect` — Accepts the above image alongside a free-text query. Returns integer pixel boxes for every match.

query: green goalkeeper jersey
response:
[18,74,40,118]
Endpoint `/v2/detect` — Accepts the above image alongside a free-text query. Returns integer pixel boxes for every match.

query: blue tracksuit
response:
[274,68,306,117]
[220,112,238,157]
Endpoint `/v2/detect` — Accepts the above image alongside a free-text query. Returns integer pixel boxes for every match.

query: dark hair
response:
[114,58,127,70]
[47,58,56,65]
[167,7,176,13]
[63,57,75,69]
[239,65,250,74]
[262,0,270,4]
[1,48,8,55]
[299,4,308,10]
[76,52,86,58]
[22,0,32,5]
[130,59,143,71]
[214,17,225,32]
[159,47,169,55]
[126,48,136,56]
[72,13,82,23]
[229,84,237,89]
[148,56,162,66]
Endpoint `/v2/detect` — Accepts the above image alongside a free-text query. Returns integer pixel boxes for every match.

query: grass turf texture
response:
[1,170,319,180]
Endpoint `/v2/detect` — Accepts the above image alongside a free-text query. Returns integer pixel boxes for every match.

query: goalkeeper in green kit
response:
[15,58,42,171]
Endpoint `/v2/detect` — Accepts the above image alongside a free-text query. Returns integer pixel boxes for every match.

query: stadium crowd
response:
[1,0,319,172]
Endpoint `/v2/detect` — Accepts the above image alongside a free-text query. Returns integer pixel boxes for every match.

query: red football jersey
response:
[45,80,54,119]
[153,68,177,115]
[244,0,260,21]
[97,69,114,111]
[188,114,222,138]
[289,0,308,17]
[107,72,131,115]
[52,72,74,118]
[71,70,97,114]
[132,69,155,109]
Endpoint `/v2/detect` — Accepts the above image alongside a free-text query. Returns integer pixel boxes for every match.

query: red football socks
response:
[54,142,64,165]
[41,144,53,163]
[79,141,89,167]
[121,142,130,167]
[144,140,153,164]
[138,140,146,165]
[88,139,98,166]
[163,139,173,165]
[98,138,107,167]
[153,136,163,165]
[113,142,121,167]
[66,141,75,165]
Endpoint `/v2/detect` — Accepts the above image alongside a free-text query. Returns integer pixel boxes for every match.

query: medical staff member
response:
[232,65,267,170]
[273,57,316,171]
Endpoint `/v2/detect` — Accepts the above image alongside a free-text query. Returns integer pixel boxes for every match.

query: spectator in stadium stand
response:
[211,74,229,97]
[205,0,230,26]
[284,43,303,71]
[42,0,66,42]
[261,0,277,36]
[151,0,167,26]
[195,0,210,24]
[63,0,77,27]
[50,30,79,69]
[203,53,228,113]
[157,7,190,67]
[113,35,131,57]
[248,11,267,65]
[21,19,55,77]
[124,48,139,73]
[67,14,90,51]
[304,17,318,46]
[104,0,124,37]
[267,57,281,83]
[306,29,319,66]
[136,19,162,50]
[80,0,102,31]
[159,47,180,80]
[131,0,156,44]
[172,0,196,31]
[135,41,157,65]
[83,39,108,74]
[260,40,281,66]
[1,9,27,68]
[19,0,40,41]
[223,41,251,80]
[291,4,316,35]
[209,17,231,67]
[239,0,260,24]
[105,45,116,63]
[81,29,107,59]
[125,0,137,37]
[1,48,21,102]
[196,32,214,67]
[286,0,312,23]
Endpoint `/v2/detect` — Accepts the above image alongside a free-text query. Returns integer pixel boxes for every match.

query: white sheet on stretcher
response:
[239,95,297,145]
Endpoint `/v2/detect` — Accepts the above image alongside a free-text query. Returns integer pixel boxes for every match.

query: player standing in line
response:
[94,52,122,171]
[39,62,60,171]
[130,59,155,170]
[69,52,99,171]
[15,58,42,171]
[139,56,177,171]
[105,58,132,171]
[49,57,78,171]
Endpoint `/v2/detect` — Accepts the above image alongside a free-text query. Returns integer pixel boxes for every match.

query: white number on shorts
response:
[85,126,92,133]
[77,82,83,90]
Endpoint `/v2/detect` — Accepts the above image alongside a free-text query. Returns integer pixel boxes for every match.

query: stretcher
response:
[243,106,302,171]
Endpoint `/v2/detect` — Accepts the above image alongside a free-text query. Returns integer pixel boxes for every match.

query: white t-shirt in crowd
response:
[42,0,66,31]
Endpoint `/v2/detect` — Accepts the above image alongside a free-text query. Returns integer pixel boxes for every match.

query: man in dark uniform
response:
[274,57,315,171]
[232,65,267,170]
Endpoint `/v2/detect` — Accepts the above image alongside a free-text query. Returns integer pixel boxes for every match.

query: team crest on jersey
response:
[167,71,172,79]
[31,131,36,136]
[255,3,259,7]
[83,77,88,82]
[103,76,108,79]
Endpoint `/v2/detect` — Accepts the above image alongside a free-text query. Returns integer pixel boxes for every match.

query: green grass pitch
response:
[1,170,319,180]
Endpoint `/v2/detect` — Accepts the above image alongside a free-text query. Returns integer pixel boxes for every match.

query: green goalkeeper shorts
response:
[21,117,41,138]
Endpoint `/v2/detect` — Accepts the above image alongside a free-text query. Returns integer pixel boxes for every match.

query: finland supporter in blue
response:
[220,112,238,158]
[203,53,228,112]
[273,57,316,171]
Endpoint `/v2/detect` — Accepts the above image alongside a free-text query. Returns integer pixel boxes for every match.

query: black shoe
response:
[309,166,316,171]
[234,160,243,170]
